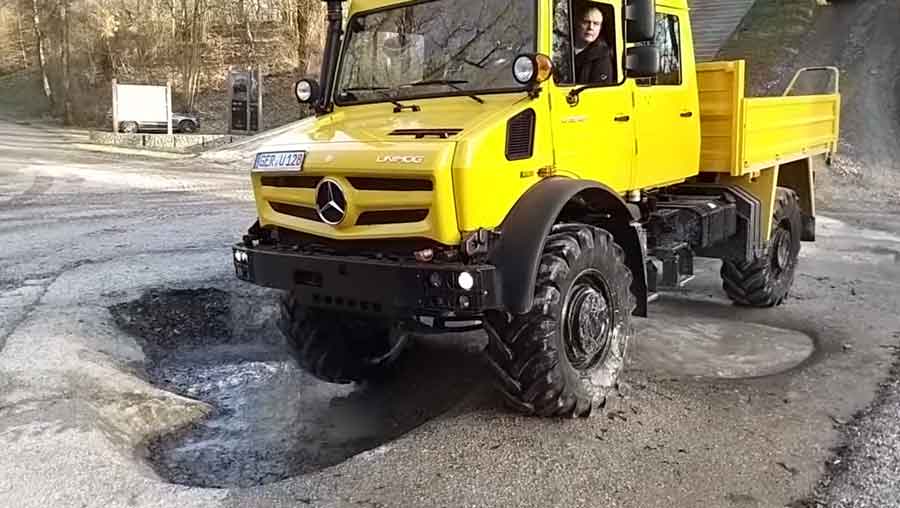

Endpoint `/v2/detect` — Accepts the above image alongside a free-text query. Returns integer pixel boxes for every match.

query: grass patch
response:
[0,71,53,121]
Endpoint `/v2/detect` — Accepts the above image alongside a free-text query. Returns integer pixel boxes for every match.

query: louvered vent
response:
[505,109,535,161]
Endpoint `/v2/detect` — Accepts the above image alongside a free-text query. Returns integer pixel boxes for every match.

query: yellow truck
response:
[232,0,841,418]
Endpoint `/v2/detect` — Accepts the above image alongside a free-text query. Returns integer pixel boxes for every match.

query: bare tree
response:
[30,0,52,108]
[61,0,71,123]
[14,1,28,69]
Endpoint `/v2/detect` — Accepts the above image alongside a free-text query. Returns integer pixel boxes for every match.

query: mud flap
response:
[802,214,815,242]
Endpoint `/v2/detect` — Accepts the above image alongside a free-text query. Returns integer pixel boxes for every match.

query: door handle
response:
[680,111,694,118]
[614,115,630,122]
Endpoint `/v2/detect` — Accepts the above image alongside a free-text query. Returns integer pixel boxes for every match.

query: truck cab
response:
[233,0,840,419]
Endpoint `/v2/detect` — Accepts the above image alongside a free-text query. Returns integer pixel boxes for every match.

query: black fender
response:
[488,177,648,317]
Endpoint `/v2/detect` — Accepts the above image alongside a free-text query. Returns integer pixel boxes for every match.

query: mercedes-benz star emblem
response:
[315,179,347,225]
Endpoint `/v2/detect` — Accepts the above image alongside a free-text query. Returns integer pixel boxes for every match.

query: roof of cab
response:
[348,0,689,13]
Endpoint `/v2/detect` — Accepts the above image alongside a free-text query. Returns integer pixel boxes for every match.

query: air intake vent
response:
[389,128,462,139]
[505,109,535,161]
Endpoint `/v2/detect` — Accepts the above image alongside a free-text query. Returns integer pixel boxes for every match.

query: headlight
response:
[512,54,554,86]
[457,272,475,291]
[294,79,320,103]
[513,55,536,84]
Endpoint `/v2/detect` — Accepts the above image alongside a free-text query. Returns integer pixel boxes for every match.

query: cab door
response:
[548,0,634,193]
[632,10,700,189]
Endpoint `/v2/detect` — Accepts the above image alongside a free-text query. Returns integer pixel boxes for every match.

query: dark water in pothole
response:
[110,287,484,488]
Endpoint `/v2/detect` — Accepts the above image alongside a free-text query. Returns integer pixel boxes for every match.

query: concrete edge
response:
[70,143,198,160]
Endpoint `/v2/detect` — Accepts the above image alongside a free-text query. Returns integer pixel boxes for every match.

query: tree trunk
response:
[295,0,310,71]
[15,2,29,70]
[180,0,205,110]
[31,0,54,109]
[61,0,72,125]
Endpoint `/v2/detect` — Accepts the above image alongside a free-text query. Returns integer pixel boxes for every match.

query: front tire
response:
[483,223,636,418]
[721,187,803,307]
[278,290,407,384]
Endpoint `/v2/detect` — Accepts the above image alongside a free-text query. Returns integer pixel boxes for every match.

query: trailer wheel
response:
[483,223,635,418]
[721,187,803,307]
[278,290,408,384]
[178,120,197,133]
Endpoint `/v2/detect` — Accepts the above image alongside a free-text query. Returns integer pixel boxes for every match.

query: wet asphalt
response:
[765,1,900,505]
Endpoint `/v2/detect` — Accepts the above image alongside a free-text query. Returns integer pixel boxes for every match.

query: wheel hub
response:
[564,271,613,369]
[772,227,792,273]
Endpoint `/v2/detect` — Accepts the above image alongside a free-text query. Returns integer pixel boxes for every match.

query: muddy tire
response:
[278,290,406,384]
[483,223,636,418]
[721,187,803,307]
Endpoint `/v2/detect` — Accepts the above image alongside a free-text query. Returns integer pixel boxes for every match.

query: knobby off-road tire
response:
[278,290,406,384]
[721,187,803,307]
[483,223,636,418]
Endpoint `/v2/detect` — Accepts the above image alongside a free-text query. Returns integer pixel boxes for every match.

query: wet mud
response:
[110,287,483,488]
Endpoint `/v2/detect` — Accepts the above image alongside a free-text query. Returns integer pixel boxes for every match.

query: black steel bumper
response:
[232,243,503,316]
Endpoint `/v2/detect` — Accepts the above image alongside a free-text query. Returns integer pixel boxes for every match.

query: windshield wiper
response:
[342,86,421,113]
[401,79,485,104]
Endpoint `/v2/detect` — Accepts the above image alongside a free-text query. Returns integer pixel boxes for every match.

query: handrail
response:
[783,66,840,96]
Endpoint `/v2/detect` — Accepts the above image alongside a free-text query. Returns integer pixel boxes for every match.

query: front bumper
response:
[232,243,502,316]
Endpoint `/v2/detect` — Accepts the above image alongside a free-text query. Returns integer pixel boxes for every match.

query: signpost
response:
[227,66,263,134]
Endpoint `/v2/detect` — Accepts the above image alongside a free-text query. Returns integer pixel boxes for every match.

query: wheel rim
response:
[562,269,614,370]
[771,223,793,275]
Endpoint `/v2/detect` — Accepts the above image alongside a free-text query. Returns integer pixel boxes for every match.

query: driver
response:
[573,1,615,84]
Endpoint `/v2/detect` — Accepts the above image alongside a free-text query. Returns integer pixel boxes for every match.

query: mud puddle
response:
[110,287,483,488]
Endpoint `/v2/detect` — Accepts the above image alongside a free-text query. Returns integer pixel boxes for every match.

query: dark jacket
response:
[574,39,615,85]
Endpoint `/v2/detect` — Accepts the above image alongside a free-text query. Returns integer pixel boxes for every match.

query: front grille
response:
[263,175,435,227]
[356,209,429,225]
[347,177,433,192]
[261,176,322,188]
[270,202,321,222]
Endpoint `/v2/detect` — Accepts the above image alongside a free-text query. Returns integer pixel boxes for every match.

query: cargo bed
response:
[697,60,841,176]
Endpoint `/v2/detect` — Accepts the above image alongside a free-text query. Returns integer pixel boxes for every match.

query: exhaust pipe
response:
[316,0,347,114]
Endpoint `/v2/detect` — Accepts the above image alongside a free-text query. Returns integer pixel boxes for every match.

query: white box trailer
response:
[111,81,172,134]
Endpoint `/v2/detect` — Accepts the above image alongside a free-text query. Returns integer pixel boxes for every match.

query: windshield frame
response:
[332,0,540,108]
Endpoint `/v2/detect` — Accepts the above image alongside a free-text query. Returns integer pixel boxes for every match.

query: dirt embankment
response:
[718,0,900,214]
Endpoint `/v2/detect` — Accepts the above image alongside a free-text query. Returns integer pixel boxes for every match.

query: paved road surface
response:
[1,116,900,507]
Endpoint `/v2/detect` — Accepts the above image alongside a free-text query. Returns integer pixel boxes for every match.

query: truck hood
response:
[259,94,526,149]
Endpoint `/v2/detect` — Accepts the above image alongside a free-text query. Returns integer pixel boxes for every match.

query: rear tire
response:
[483,223,635,418]
[721,187,803,307]
[278,290,407,384]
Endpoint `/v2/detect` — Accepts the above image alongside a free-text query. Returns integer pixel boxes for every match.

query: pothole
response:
[110,287,480,488]
[633,314,816,379]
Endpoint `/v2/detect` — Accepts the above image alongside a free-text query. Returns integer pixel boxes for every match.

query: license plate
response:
[253,150,306,172]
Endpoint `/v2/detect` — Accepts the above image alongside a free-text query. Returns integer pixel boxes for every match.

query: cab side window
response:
[637,13,682,86]
[552,0,618,86]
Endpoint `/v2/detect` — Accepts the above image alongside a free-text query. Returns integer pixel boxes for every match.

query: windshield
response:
[334,0,537,105]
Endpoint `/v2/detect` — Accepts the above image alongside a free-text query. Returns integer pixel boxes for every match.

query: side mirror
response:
[625,45,659,78]
[294,79,321,104]
[625,0,656,43]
